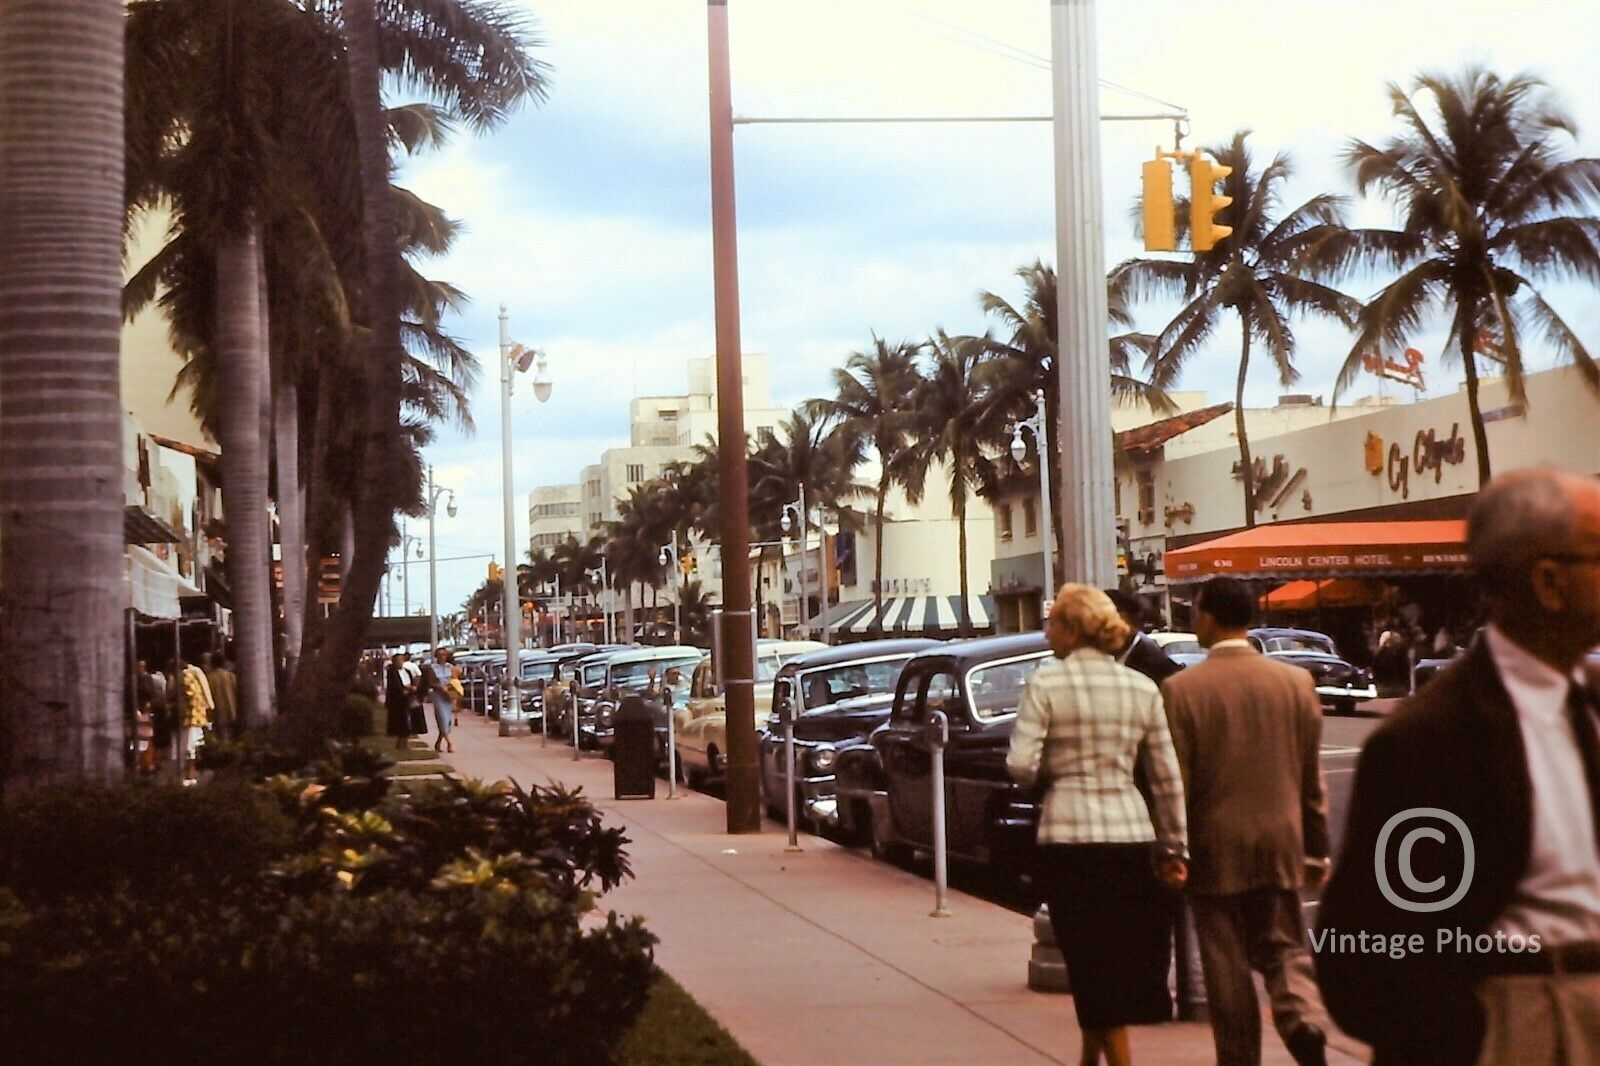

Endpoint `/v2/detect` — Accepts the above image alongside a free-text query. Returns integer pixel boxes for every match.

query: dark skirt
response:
[1037,842,1174,1030]
[385,697,413,738]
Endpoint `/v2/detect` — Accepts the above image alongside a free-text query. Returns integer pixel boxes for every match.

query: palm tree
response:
[903,332,992,637]
[0,0,126,790]
[1304,66,1600,486]
[1112,132,1361,527]
[807,338,925,635]
[971,261,1173,564]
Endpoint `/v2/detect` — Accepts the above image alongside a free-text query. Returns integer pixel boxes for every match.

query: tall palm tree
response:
[903,332,991,637]
[1304,66,1600,486]
[1112,132,1361,527]
[971,261,1172,564]
[0,0,126,790]
[806,338,924,635]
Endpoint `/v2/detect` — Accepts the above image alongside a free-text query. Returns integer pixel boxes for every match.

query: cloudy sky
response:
[396,0,1600,616]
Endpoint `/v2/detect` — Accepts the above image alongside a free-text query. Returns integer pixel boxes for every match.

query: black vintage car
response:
[755,638,941,826]
[1248,627,1376,714]
[835,633,1051,875]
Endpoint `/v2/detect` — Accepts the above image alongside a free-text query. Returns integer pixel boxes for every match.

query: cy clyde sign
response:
[1382,423,1467,499]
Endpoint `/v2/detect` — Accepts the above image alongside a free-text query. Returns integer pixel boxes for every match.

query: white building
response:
[527,484,583,555]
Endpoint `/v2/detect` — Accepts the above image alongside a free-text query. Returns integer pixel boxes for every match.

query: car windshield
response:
[1162,639,1202,657]
[1264,634,1336,655]
[967,656,1049,720]
[610,655,701,692]
[798,658,910,710]
[520,662,555,682]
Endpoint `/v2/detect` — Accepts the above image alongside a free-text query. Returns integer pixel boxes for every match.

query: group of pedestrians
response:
[133,651,238,783]
[1007,466,1600,1066]
[384,647,464,753]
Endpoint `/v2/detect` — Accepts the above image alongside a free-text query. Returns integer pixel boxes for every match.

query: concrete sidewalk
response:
[446,714,1369,1065]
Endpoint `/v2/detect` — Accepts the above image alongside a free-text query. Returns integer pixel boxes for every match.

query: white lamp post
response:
[424,464,456,655]
[587,559,611,644]
[780,485,829,642]
[658,540,681,644]
[1010,389,1056,616]
[499,305,551,719]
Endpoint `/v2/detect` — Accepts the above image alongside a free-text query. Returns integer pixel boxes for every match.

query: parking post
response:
[572,682,581,760]
[927,708,952,918]
[780,689,800,852]
[666,693,681,800]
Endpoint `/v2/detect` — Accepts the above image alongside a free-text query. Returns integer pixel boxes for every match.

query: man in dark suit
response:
[1106,588,1182,685]
[1318,468,1600,1065]
[1163,576,1331,1066]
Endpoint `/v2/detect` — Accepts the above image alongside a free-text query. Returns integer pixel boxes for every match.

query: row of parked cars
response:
[462,622,1376,882]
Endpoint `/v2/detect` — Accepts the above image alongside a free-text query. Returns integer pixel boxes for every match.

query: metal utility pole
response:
[708,0,759,833]
[1051,0,1117,587]
[499,308,521,709]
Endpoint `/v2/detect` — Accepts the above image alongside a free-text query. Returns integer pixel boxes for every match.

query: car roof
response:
[605,644,706,666]
[1150,631,1198,645]
[575,648,632,668]
[756,640,828,656]
[783,638,943,671]
[1250,627,1333,639]
[906,631,1051,669]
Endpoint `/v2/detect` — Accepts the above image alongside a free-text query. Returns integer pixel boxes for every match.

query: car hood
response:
[792,697,896,743]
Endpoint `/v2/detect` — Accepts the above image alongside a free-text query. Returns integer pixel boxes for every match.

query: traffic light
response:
[1141,155,1175,251]
[487,560,503,583]
[1189,153,1233,252]
[681,552,697,577]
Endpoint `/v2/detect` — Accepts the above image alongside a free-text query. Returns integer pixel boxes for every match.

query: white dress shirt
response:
[1483,624,1600,945]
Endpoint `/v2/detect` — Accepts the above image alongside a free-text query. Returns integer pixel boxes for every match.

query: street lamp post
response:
[1010,389,1056,615]
[658,540,681,645]
[399,524,422,620]
[499,305,552,720]
[587,560,610,644]
[424,464,457,656]
[780,486,830,642]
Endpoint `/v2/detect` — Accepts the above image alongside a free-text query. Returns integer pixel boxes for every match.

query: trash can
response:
[613,696,656,800]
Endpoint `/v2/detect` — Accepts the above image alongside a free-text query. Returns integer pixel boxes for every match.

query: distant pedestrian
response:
[203,652,239,740]
[385,653,415,750]
[427,648,455,753]
[1161,576,1330,1066]
[172,657,215,785]
[1319,468,1600,1065]
[1007,584,1188,1066]
[1105,589,1181,684]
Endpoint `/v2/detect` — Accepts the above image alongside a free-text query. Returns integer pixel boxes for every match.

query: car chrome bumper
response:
[1316,683,1377,702]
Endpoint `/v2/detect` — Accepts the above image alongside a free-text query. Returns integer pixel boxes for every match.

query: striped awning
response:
[814,596,995,635]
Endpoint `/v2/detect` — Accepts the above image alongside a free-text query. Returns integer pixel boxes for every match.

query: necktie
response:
[1566,683,1600,854]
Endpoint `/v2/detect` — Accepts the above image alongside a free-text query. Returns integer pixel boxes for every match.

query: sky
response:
[396,0,1600,618]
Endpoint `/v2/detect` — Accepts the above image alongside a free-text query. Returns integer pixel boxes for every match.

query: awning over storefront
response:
[127,545,204,618]
[1166,520,1469,581]
[1259,577,1386,611]
[815,595,996,635]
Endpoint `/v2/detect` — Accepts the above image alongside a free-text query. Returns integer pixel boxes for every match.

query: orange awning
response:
[1167,520,1469,581]
[1260,578,1385,610]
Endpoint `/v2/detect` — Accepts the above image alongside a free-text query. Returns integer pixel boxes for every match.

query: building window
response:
[1022,497,1037,537]
[659,410,677,421]
[625,463,645,482]
[997,503,1013,542]
[1137,467,1156,525]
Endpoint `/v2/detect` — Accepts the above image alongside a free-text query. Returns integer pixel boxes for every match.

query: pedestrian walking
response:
[1161,576,1331,1066]
[384,652,415,750]
[203,652,238,740]
[427,648,455,753]
[1007,584,1188,1066]
[1105,588,1182,686]
[172,657,215,785]
[1318,468,1600,1066]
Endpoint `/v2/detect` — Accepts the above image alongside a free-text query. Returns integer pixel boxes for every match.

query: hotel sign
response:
[1385,422,1466,499]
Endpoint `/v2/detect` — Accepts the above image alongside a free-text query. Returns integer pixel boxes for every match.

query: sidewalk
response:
[446,714,1369,1066]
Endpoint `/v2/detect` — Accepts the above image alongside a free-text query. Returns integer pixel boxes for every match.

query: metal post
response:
[928,709,952,917]
[1035,389,1056,608]
[666,689,680,799]
[499,306,521,720]
[401,518,410,618]
[784,715,801,851]
[1051,0,1117,587]
[821,523,832,646]
[427,465,438,655]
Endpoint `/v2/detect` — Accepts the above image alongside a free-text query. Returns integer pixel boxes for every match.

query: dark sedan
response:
[839,633,1052,876]
[756,638,940,826]
[1249,627,1375,714]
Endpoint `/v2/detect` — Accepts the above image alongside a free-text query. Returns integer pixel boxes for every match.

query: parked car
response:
[1149,631,1206,669]
[514,651,561,723]
[675,639,827,784]
[754,639,941,826]
[1248,627,1376,714]
[587,645,706,753]
[837,633,1051,875]
[543,646,627,736]
[454,652,500,715]
[563,649,630,747]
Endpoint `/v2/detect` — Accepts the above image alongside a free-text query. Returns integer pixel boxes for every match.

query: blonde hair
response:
[1050,583,1131,654]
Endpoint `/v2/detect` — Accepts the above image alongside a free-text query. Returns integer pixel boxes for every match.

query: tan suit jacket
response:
[1161,645,1328,896]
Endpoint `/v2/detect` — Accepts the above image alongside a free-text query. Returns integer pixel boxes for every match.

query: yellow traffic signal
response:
[487,560,502,583]
[1141,156,1175,251]
[1189,153,1233,252]
[681,552,698,577]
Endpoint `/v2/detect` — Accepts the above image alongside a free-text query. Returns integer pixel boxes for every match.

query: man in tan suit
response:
[1162,576,1331,1066]
[203,652,239,739]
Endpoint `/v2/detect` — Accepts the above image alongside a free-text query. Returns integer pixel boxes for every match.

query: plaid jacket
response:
[1006,648,1186,851]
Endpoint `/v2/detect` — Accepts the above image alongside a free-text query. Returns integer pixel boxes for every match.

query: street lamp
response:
[398,525,422,619]
[500,305,551,720]
[424,464,457,656]
[1009,389,1055,615]
[779,485,830,643]
[587,559,611,644]
[658,540,681,645]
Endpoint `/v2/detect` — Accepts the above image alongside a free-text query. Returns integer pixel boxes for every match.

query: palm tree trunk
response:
[872,477,888,637]
[954,474,972,638]
[273,345,306,681]
[214,219,274,731]
[623,583,634,642]
[0,0,126,790]
[1234,328,1256,530]
[1460,322,1492,486]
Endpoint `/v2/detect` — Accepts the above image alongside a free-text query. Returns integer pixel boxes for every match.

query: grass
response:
[617,970,758,1066]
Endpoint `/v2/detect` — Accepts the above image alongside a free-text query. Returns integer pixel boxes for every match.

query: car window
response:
[1266,634,1336,655]
[921,671,960,722]
[967,655,1048,721]
[520,662,555,682]
[755,652,782,682]
[691,662,718,699]
[798,658,910,709]
[610,655,703,692]
[582,663,606,687]
[890,665,931,724]
[1162,639,1202,657]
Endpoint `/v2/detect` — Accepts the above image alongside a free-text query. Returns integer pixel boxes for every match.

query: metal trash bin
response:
[613,696,656,800]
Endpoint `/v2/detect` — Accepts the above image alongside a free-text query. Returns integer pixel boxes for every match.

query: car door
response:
[881,661,960,850]
[945,655,1046,863]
